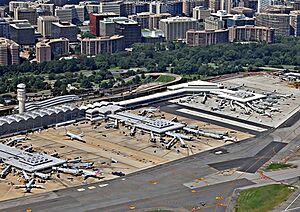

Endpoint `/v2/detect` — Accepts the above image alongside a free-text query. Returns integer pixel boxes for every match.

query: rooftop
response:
[160,16,197,23]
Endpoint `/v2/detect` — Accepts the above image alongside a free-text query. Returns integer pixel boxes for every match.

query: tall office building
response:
[0,37,19,66]
[205,16,225,30]
[14,7,37,25]
[183,0,208,16]
[100,1,123,16]
[51,21,77,42]
[221,0,232,13]
[89,12,118,36]
[149,13,171,30]
[290,10,300,37]
[186,29,229,46]
[52,0,68,7]
[256,13,290,36]
[9,22,35,45]
[37,16,59,38]
[210,0,221,12]
[226,14,255,27]
[9,1,29,13]
[99,17,141,47]
[55,5,84,24]
[129,12,153,29]
[38,3,55,16]
[265,5,293,14]
[0,18,10,38]
[36,41,51,63]
[228,25,275,43]
[0,6,7,18]
[81,35,124,55]
[48,38,69,57]
[257,0,271,13]
[68,5,84,24]
[55,7,72,22]
[159,17,199,41]
[230,7,255,17]
[193,6,211,21]
[114,19,141,47]
[149,1,183,16]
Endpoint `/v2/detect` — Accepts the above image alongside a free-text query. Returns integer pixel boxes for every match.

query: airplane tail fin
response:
[64,127,68,135]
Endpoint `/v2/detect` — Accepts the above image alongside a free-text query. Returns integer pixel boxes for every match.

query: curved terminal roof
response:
[25,95,80,111]
[0,105,77,127]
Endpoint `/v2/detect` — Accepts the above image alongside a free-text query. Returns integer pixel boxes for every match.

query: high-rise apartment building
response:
[186,29,229,46]
[0,37,19,66]
[159,17,199,41]
[228,25,275,43]
[36,41,51,63]
[81,35,124,55]
[290,10,300,37]
[37,16,59,38]
[256,13,290,36]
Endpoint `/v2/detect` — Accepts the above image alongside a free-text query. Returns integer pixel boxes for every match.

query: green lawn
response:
[235,184,294,212]
[265,163,292,171]
[155,75,176,83]
[108,66,121,71]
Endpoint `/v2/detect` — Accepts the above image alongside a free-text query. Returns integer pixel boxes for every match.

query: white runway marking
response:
[98,184,109,188]
[177,108,267,132]
[88,186,96,190]
[284,193,300,211]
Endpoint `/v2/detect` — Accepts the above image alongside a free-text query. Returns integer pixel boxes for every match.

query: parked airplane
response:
[14,178,45,193]
[64,128,85,142]
[22,170,30,182]
[52,167,82,176]
[0,165,11,178]
[80,169,103,179]
[138,107,160,115]
[5,136,29,146]
[63,162,94,169]
[34,172,51,180]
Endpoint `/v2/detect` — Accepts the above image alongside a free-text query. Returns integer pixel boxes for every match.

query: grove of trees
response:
[1,37,300,95]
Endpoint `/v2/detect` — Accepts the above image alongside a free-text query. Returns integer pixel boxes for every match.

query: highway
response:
[1,107,300,211]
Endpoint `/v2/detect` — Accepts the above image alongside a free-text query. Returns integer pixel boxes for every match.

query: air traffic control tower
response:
[17,83,26,113]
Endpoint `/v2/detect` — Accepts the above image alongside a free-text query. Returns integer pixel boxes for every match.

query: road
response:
[1,107,300,212]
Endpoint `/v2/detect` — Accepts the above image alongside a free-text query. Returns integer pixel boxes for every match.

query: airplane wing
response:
[32,185,45,189]
[14,185,26,189]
